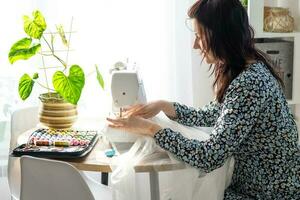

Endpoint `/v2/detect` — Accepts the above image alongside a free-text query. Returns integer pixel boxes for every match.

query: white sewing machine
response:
[104,61,147,143]
[111,70,147,114]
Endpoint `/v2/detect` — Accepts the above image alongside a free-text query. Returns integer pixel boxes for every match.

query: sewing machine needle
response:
[119,107,122,118]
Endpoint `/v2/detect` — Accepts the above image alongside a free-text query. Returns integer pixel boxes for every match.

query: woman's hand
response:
[123,100,163,119]
[123,100,176,119]
[106,115,162,137]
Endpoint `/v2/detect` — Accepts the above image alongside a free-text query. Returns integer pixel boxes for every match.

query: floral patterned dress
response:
[154,61,300,199]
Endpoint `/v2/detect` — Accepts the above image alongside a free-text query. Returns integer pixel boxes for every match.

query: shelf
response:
[256,31,300,38]
[288,100,298,105]
[248,0,300,105]
[248,0,300,39]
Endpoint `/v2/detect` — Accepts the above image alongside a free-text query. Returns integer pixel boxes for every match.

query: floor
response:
[0,177,10,200]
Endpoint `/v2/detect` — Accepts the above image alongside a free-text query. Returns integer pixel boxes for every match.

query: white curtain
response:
[33,0,205,117]
[0,0,41,176]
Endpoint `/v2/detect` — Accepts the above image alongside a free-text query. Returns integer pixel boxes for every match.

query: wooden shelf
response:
[248,0,300,37]
[256,31,300,38]
[248,0,300,105]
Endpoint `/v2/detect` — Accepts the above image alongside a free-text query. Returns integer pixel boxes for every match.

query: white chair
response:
[9,107,111,200]
[8,106,39,200]
[20,156,112,200]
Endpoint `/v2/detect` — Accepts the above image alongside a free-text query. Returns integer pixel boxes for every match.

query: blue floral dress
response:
[154,61,300,199]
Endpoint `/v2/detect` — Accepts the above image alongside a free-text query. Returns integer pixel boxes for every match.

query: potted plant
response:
[8,10,104,129]
[240,0,248,10]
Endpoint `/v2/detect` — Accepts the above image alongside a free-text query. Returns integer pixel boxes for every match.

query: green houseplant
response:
[240,0,248,10]
[9,10,104,129]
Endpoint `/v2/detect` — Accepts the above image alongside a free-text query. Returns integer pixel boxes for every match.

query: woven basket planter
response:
[264,6,294,33]
[39,93,77,129]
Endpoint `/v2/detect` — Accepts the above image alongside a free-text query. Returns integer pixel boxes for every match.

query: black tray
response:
[12,132,99,159]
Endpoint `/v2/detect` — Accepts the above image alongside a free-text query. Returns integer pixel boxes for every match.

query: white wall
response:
[171,0,194,105]
[191,51,214,108]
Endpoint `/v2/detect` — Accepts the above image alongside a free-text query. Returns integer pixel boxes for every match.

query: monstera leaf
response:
[53,65,85,105]
[18,73,35,100]
[8,38,41,64]
[23,10,47,39]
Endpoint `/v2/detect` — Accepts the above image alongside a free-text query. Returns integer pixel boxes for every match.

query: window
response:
[0,0,195,174]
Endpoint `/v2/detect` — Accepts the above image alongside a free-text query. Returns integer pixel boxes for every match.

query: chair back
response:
[10,107,39,152]
[20,156,95,200]
[8,106,39,199]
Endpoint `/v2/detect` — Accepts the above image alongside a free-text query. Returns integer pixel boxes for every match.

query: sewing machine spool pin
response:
[119,107,122,118]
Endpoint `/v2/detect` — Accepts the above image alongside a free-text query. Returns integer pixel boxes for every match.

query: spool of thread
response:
[104,149,115,157]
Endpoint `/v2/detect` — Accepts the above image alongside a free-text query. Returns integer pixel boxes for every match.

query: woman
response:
[107,0,300,199]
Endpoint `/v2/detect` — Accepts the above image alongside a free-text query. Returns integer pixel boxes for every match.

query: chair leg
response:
[149,171,160,200]
[101,172,109,185]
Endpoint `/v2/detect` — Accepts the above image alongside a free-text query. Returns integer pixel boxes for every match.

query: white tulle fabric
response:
[103,113,234,200]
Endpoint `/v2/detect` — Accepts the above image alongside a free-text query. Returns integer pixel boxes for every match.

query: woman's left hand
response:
[106,115,162,137]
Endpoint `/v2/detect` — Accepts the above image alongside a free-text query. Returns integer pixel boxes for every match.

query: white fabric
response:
[104,114,233,200]
[82,172,113,200]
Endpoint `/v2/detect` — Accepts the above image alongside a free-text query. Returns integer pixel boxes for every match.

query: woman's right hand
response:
[123,100,177,119]
[123,100,164,119]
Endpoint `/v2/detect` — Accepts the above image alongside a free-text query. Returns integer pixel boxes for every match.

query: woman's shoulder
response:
[231,61,272,89]
[242,60,270,80]
[226,61,273,98]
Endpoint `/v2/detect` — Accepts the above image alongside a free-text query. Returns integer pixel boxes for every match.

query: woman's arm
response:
[160,100,221,127]
[154,79,266,172]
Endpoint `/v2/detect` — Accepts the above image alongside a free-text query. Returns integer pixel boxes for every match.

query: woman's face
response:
[193,21,216,64]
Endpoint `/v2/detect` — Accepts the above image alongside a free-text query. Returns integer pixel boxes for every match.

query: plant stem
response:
[42,35,53,53]
[53,54,67,68]
[36,81,55,91]
[42,35,67,68]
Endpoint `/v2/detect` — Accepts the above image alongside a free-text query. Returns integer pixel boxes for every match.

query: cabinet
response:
[248,0,300,110]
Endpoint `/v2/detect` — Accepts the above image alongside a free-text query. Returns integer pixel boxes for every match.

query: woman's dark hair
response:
[188,0,284,103]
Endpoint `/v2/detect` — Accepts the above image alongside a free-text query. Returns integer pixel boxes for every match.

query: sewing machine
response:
[111,70,146,115]
[104,61,147,143]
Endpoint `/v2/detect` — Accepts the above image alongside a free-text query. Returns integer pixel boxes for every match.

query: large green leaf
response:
[95,65,104,89]
[52,65,85,105]
[8,37,41,64]
[18,74,35,100]
[23,10,47,39]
